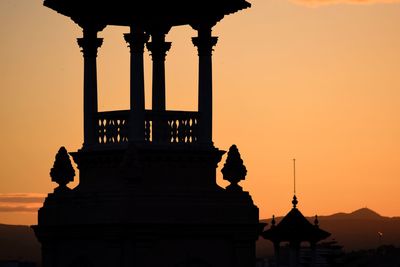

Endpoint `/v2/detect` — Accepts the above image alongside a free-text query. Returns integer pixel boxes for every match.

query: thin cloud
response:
[293,0,400,6]
[0,193,45,213]
[0,193,45,203]
[0,205,40,212]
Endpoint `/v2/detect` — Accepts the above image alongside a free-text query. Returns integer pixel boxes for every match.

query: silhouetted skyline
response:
[1,207,399,265]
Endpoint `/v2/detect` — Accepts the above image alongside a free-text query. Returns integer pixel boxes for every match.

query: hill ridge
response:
[262,207,393,222]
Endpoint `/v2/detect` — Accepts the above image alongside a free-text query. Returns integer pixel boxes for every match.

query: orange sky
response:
[1,0,400,225]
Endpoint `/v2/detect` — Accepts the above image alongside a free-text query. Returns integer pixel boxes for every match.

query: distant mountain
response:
[327,207,383,220]
[0,208,399,263]
[257,208,400,258]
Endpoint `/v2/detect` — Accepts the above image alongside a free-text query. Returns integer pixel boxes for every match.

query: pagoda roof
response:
[261,197,331,243]
[43,0,251,28]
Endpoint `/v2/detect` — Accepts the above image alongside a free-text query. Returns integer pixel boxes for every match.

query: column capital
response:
[124,30,149,54]
[146,40,171,61]
[192,36,218,57]
[77,37,103,58]
[146,28,172,62]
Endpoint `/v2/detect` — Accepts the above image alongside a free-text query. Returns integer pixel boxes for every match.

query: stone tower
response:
[33,1,261,267]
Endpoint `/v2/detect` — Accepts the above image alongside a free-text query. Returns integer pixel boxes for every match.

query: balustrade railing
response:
[97,110,129,145]
[96,110,199,146]
[145,110,199,144]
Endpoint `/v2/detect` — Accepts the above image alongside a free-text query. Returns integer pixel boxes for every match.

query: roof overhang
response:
[43,0,251,28]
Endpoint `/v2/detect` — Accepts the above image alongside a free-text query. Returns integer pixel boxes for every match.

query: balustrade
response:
[96,110,199,147]
[97,110,129,145]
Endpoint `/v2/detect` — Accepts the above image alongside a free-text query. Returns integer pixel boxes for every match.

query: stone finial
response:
[271,215,276,228]
[314,215,319,227]
[221,144,247,191]
[292,195,298,208]
[50,147,75,192]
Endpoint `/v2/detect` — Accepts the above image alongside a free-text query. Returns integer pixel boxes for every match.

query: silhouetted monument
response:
[32,1,261,267]
[261,196,331,267]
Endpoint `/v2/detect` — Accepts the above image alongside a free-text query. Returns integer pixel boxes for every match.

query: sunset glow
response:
[1,0,400,225]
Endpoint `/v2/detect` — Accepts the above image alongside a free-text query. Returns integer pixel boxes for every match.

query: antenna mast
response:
[293,158,296,195]
[292,158,298,208]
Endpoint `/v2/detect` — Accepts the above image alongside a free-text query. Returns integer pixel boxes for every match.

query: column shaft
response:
[147,32,171,111]
[147,31,171,143]
[77,28,103,149]
[124,28,148,142]
[192,27,218,145]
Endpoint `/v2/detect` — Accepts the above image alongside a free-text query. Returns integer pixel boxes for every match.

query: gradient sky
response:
[1,0,400,225]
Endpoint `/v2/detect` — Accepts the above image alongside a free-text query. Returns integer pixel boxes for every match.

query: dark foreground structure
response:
[33,1,261,267]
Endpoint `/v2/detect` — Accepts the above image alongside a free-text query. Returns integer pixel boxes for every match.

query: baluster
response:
[121,119,125,142]
[113,119,117,143]
[189,118,193,143]
[116,119,120,143]
[124,119,128,142]
[116,119,119,143]
[188,118,191,143]
[105,118,109,143]
[119,119,124,143]
[190,118,194,143]
[98,119,103,144]
[144,119,150,142]
[186,118,190,143]
[185,118,190,143]
[181,118,186,143]
[178,118,182,143]
[177,119,182,143]
[103,118,107,143]
[110,118,113,143]
[149,120,153,142]
[105,119,110,143]
[192,117,197,143]
[179,118,186,143]
[167,118,175,143]
[110,119,116,143]
[173,119,179,143]
[101,118,104,144]
[120,119,125,142]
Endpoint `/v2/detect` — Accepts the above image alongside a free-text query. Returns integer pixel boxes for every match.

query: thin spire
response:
[314,215,319,227]
[292,158,298,208]
[293,158,296,195]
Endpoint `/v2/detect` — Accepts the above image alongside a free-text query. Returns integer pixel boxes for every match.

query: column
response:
[77,27,103,149]
[146,29,171,143]
[192,24,218,145]
[146,30,171,111]
[124,27,149,142]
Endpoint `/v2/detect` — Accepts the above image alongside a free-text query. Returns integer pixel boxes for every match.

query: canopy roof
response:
[262,197,331,243]
[43,0,251,28]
